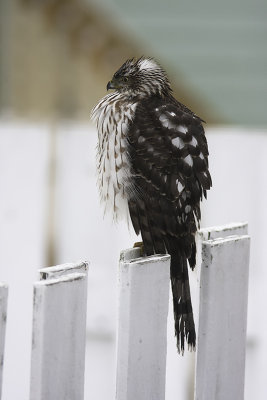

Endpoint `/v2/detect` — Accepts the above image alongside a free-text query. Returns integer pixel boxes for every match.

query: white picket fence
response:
[0,222,250,400]
[30,261,89,400]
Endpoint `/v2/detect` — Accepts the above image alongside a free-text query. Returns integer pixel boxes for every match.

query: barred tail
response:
[170,251,196,354]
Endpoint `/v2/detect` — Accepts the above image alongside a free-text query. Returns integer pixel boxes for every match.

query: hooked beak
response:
[107,78,122,91]
[107,80,116,91]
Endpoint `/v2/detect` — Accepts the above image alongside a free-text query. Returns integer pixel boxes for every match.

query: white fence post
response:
[30,261,88,400]
[0,283,8,400]
[195,234,250,400]
[198,221,248,241]
[116,250,170,400]
[196,222,248,269]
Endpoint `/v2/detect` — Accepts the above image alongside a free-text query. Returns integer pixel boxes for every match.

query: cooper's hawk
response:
[91,57,212,353]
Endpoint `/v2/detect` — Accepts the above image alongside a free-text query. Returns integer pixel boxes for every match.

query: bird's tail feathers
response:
[170,250,196,354]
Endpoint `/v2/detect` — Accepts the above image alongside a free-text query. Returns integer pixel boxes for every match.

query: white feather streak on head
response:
[111,56,171,97]
[138,58,159,71]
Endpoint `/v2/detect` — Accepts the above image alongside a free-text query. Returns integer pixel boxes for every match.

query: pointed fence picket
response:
[0,222,250,400]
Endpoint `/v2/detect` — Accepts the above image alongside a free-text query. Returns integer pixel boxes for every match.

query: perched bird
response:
[91,56,212,353]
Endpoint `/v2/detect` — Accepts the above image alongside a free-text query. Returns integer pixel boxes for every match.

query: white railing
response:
[0,223,250,400]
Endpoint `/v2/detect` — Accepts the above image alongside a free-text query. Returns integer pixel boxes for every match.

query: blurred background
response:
[0,0,266,399]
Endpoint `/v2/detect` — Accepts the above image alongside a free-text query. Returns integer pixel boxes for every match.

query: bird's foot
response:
[133,241,144,256]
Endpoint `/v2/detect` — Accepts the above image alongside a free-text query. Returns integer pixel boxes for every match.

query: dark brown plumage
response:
[92,57,212,353]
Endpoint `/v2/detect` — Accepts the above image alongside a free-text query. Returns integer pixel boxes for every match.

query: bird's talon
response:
[133,241,144,256]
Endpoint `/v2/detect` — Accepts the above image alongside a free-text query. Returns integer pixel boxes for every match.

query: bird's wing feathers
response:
[127,96,212,263]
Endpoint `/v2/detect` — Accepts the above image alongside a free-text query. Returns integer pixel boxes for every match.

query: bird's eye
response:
[122,76,129,82]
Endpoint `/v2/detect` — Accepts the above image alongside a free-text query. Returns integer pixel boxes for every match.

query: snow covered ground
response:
[0,120,266,399]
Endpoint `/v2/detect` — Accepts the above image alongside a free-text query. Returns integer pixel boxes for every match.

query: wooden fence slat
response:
[116,252,170,400]
[30,262,88,400]
[0,283,8,400]
[195,235,250,400]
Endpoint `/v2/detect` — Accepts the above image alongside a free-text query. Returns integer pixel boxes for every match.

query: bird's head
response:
[107,57,171,97]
